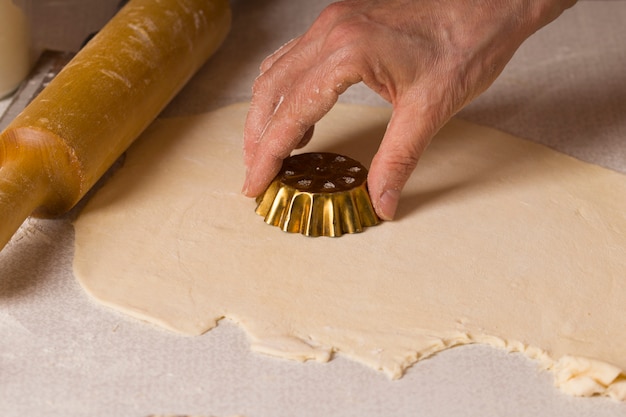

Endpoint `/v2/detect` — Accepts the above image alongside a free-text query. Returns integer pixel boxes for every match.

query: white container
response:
[0,0,31,98]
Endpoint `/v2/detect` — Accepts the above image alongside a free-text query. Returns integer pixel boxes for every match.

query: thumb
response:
[368,105,438,221]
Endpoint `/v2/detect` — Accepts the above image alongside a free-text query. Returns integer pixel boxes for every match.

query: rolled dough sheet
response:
[73,103,626,400]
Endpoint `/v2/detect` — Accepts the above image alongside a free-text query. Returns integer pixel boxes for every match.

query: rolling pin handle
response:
[0,161,47,250]
[0,127,79,251]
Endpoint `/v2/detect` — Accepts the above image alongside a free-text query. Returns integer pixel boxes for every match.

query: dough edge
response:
[79,282,626,401]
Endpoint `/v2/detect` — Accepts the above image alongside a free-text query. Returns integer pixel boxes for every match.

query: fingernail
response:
[242,169,251,195]
[377,189,401,221]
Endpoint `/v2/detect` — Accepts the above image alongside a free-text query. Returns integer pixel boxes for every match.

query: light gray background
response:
[1,1,625,416]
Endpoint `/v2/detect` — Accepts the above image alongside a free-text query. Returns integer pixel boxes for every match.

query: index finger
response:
[242,59,362,197]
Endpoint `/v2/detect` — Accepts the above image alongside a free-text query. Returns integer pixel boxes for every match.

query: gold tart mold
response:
[255,152,380,237]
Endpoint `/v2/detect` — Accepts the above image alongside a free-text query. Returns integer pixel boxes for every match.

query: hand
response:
[242,0,576,220]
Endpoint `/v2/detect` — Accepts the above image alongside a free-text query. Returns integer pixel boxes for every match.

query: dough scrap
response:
[73,103,626,400]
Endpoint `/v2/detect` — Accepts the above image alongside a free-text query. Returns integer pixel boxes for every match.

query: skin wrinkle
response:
[244,69,293,168]
[257,94,285,142]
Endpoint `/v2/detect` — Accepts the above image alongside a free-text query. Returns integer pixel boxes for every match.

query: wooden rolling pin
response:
[0,0,231,251]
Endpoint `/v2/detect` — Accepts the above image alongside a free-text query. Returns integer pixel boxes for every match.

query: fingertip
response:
[241,150,285,199]
[241,168,253,197]
[242,183,261,198]
[367,167,399,221]
[242,178,263,199]
[241,166,262,198]
[367,104,440,221]
[373,188,400,221]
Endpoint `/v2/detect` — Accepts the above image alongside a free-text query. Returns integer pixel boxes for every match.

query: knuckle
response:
[388,153,420,180]
[384,141,425,181]
[316,2,369,51]
[325,19,366,50]
[317,2,353,26]
[251,71,270,95]
[259,55,275,73]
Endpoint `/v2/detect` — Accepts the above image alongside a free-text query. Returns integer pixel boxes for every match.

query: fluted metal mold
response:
[255,152,380,237]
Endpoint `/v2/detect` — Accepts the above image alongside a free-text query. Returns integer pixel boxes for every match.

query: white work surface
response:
[1,1,626,416]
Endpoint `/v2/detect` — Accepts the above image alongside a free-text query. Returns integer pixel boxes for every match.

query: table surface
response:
[1,1,626,416]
